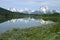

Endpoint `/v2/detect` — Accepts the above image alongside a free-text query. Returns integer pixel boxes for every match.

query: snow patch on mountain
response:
[7,6,56,14]
[8,8,18,12]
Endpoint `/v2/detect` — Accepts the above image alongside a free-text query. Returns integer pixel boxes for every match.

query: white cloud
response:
[1,0,60,6]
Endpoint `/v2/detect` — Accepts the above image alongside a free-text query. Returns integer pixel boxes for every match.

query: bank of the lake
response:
[0,23,60,40]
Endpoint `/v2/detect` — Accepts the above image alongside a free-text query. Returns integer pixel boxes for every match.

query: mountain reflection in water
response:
[0,18,54,33]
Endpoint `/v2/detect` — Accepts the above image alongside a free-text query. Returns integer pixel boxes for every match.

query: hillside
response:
[0,7,28,23]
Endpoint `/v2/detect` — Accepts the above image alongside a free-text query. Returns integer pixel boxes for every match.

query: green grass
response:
[0,23,60,40]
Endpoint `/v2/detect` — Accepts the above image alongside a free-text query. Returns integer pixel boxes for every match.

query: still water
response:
[0,18,54,33]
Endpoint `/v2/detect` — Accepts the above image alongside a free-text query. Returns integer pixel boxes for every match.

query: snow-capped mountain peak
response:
[7,6,56,14]
[21,8,32,14]
[40,6,49,13]
[8,8,18,12]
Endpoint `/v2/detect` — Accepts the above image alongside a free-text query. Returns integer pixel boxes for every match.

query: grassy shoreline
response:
[0,22,60,40]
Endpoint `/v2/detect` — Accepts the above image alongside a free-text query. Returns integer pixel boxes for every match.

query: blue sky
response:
[0,0,60,11]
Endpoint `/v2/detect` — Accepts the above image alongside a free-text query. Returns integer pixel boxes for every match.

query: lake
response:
[0,17,54,33]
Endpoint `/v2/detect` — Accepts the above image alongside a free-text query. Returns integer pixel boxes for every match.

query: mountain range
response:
[7,6,56,14]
